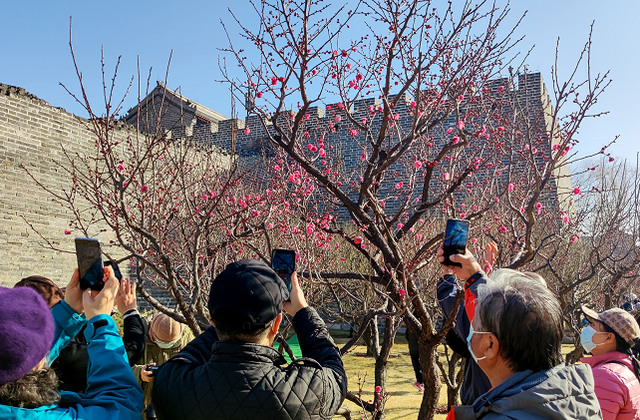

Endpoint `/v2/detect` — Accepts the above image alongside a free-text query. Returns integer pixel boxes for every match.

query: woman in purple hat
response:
[581,305,640,420]
[0,267,143,419]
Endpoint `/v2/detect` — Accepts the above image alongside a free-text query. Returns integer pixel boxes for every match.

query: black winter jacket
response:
[152,307,347,420]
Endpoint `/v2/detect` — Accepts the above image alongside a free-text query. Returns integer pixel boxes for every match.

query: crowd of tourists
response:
[1,244,640,419]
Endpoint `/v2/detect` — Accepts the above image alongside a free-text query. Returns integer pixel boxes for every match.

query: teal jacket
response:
[0,301,144,420]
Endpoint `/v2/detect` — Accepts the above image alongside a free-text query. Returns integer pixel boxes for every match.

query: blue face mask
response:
[466,324,491,362]
[580,325,606,353]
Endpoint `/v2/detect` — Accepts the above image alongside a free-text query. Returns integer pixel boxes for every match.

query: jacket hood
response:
[456,363,601,419]
[0,404,58,420]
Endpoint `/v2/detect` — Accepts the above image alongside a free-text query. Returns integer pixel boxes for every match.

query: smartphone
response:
[442,219,469,267]
[271,249,296,299]
[104,260,123,281]
[75,238,104,291]
[146,365,159,377]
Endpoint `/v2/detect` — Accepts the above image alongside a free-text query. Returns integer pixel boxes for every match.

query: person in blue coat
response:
[0,267,143,420]
[437,247,493,405]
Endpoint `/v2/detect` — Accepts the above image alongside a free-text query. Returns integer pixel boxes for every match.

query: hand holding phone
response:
[282,272,309,317]
[442,219,469,267]
[82,266,119,320]
[139,363,157,383]
[64,269,84,314]
[437,246,483,281]
[75,238,104,291]
[271,249,296,301]
[104,260,123,281]
[146,365,159,376]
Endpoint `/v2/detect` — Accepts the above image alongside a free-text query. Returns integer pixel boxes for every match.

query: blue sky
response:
[1,1,638,160]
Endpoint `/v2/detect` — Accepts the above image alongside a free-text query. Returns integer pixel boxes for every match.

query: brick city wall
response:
[0,84,132,287]
[0,72,570,287]
[201,72,570,216]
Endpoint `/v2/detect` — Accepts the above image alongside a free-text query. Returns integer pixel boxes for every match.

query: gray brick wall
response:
[0,84,132,287]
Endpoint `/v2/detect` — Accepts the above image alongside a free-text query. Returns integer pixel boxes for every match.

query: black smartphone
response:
[75,238,104,291]
[442,219,469,267]
[146,365,159,377]
[271,249,296,299]
[104,260,123,281]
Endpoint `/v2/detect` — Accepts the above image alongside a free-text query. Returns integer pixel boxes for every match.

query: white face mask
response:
[154,339,179,349]
[151,330,182,349]
[466,324,492,362]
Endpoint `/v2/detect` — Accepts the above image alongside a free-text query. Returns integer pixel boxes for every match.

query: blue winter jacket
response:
[438,273,492,405]
[0,301,144,420]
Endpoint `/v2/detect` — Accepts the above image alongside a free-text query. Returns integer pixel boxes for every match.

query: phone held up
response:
[104,260,123,281]
[442,219,470,268]
[75,238,105,291]
[146,365,159,377]
[271,249,296,301]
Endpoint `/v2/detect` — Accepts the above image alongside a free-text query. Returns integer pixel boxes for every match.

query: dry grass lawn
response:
[332,332,449,420]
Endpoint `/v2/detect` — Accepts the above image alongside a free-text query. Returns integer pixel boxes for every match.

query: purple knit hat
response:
[0,286,54,385]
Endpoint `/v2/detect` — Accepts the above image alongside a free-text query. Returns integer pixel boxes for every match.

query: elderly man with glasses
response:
[440,249,603,420]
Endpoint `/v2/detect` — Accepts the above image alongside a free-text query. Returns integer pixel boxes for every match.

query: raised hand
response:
[65,269,84,314]
[483,241,498,274]
[116,277,138,313]
[283,272,309,317]
[83,266,119,320]
[437,245,483,280]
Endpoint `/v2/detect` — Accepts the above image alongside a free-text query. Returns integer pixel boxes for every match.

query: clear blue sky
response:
[1,0,638,159]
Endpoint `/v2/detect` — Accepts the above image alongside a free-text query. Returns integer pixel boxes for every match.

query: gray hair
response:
[476,269,563,372]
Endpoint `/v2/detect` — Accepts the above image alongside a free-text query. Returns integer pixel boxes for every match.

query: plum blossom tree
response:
[220,1,618,418]
[22,34,284,335]
[23,5,634,420]
[539,156,640,362]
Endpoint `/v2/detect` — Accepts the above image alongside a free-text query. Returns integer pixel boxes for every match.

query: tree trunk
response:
[447,351,464,408]
[566,344,584,365]
[418,341,441,420]
[372,308,397,420]
[373,355,387,420]
[362,315,379,357]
